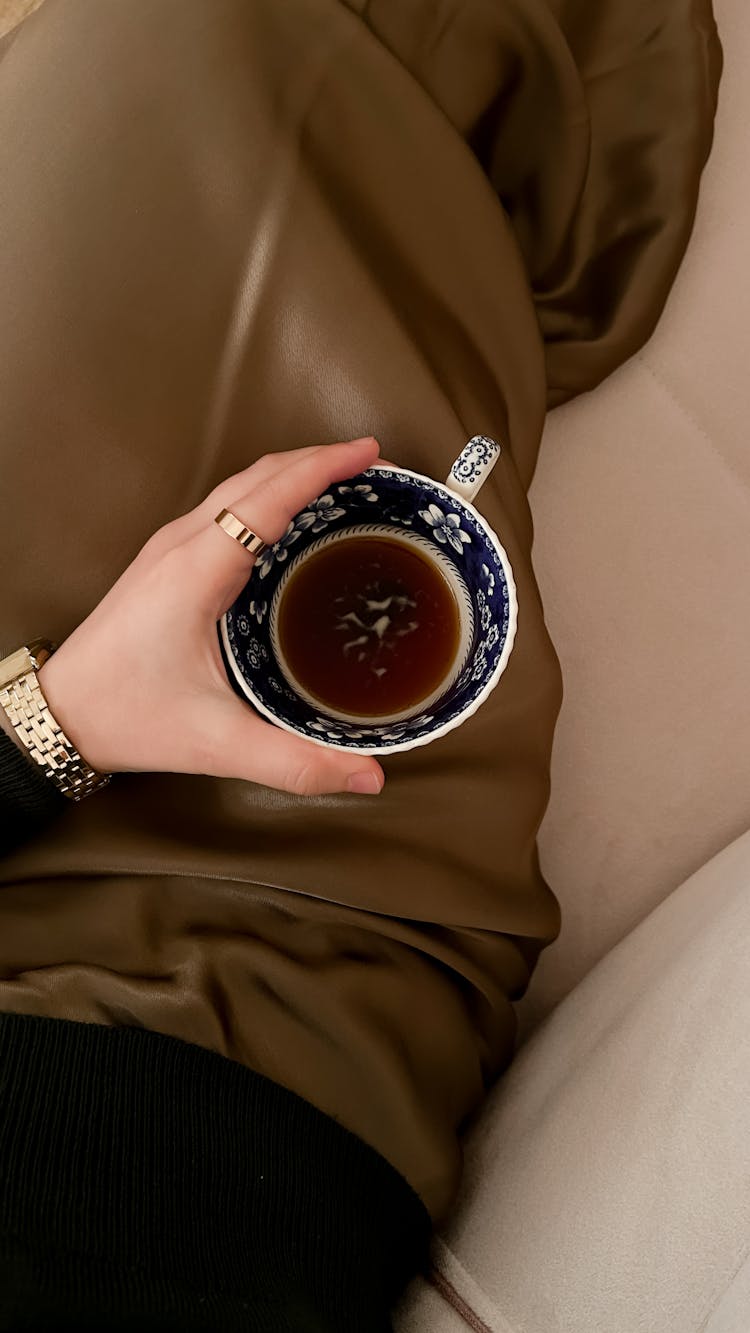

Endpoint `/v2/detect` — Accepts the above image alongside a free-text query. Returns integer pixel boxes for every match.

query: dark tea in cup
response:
[276,535,460,718]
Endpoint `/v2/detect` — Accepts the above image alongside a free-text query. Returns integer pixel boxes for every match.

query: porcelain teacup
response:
[218,436,517,755]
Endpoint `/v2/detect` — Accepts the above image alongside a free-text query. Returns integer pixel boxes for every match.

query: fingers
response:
[145,439,378,558]
[143,445,327,558]
[168,438,379,547]
[183,437,380,602]
[236,437,380,546]
[178,444,329,534]
[201,696,385,797]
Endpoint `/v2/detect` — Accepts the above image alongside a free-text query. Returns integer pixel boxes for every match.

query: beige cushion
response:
[396,825,750,1333]
[521,0,750,1038]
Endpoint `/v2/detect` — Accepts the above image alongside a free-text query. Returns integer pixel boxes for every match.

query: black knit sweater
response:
[0,731,430,1331]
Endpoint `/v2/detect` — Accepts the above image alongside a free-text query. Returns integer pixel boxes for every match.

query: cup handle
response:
[444,435,502,504]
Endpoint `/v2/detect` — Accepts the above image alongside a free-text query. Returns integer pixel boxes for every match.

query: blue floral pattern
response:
[449,435,501,488]
[418,503,472,554]
[246,637,269,671]
[297,493,347,532]
[257,520,306,578]
[220,466,515,752]
[309,718,368,742]
[477,588,492,631]
[338,483,378,502]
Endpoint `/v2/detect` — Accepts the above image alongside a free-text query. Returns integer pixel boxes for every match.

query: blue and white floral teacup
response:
[218,436,517,755]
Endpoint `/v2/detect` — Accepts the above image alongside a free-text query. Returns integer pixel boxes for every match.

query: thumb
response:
[202,695,385,797]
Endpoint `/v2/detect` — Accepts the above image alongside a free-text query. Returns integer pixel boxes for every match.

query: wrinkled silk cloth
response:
[0,0,720,1219]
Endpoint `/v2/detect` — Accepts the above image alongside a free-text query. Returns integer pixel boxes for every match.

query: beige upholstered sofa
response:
[396,0,750,1326]
[1,1,747,1330]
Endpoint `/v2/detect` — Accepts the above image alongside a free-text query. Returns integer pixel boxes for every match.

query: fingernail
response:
[346,770,383,795]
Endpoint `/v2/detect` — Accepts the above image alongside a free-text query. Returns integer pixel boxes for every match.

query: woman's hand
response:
[36,437,385,797]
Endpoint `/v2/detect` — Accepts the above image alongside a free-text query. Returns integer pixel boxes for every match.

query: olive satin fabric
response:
[0,0,719,1221]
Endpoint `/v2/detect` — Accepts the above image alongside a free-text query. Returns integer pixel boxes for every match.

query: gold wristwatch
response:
[0,637,111,802]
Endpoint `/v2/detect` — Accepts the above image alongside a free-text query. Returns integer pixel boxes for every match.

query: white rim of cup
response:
[218,463,519,756]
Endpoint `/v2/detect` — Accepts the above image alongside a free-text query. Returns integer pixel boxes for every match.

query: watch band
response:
[0,638,112,802]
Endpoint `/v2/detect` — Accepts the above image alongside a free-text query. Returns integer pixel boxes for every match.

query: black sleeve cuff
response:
[0,728,69,854]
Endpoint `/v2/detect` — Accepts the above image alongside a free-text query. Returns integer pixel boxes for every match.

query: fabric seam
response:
[429,1267,496,1333]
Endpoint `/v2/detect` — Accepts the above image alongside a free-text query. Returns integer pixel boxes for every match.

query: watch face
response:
[26,638,55,670]
[0,640,55,688]
[0,646,36,689]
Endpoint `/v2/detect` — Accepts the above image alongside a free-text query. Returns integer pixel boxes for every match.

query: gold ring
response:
[214,508,269,558]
